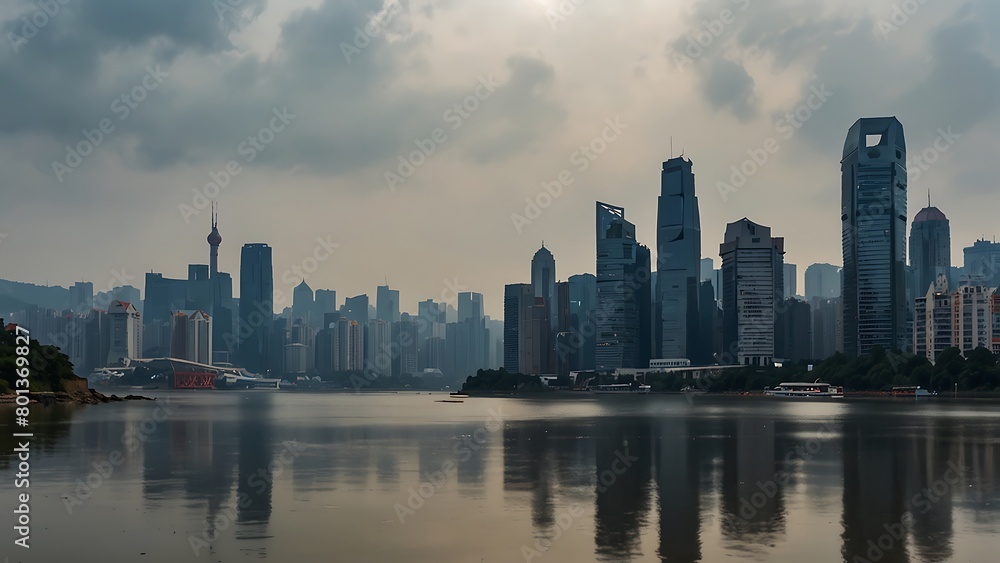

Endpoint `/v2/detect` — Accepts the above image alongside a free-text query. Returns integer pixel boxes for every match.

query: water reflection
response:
[2,396,1000,562]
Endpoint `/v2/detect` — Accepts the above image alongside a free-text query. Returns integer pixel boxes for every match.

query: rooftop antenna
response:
[928,188,931,208]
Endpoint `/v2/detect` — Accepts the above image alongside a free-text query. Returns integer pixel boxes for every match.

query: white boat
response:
[764,381,844,398]
[680,386,707,395]
[591,383,651,394]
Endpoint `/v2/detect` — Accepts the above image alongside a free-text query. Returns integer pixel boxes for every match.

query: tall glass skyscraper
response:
[656,157,701,362]
[909,202,951,297]
[238,243,274,374]
[596,202,651,370]
[841,117,907,355]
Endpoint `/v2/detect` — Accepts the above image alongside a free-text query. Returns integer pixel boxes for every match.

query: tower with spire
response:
[208,202,222,278]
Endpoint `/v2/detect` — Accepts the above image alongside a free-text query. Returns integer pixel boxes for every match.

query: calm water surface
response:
[1,392,999,562]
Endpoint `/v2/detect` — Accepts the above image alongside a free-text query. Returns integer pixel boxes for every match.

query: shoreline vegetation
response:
[459,345,1000,397]
[1,319,155,405]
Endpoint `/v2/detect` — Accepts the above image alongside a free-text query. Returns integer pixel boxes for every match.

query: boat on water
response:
[680,386,707,395]
[891,385,938,398]
[591,383,651,394]
[764,381,844,398]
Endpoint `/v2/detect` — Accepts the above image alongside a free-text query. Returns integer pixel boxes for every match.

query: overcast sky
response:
[1,0,998,318]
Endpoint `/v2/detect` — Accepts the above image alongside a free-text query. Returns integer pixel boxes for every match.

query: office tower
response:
[342,295,369,326]
[963,239,1000,288]
[422,336,446,370]
[458,292,485,323]
[720,218,783,366]
[367,319,392,377]
[376,285,400,323]
[238,243,274,374]
[315,289,336,319]
[348,320,364,371]
[283,343,311,374]
[334,317,351,371]
[913,277,953,362]
[418,299,446,324]
[107,300,141,366]
[523,297,551,375]
[180,310,212,365]
[596,201,652,370]
[531,244,557,336]
[83,308,110,373]
[954,285,994,355]
[392,319,418,376]
[504,283,533,373]
[568,274,597,370]
[656,157,701,362]
[556,281,571,334]
[775,298,811,362]
[69,281,94,314]
[812,298,842,360]
[700,258,714,282]
[804,264,841,302]
[292,280,314,327]
[909,201,952,297]
[697,280,718,363]
[841,117,908,355]
[783,264,797,299]
[143,272,188,356]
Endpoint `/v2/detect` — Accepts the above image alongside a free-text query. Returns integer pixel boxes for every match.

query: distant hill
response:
[0,294,29,316]
[0,279,70,312]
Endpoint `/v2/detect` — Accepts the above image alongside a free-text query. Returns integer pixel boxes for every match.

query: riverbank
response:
[0,388,157,405]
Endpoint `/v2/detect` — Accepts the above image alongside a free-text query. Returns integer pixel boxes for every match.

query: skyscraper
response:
[909,201,951,297]
[783,263,797,299]
[568,273,597,370]
[963,239,1000,288]
[107,300,141,366]
[841,117,908,355]
[804,263,841,302]
[720,218,783,366]
[504,283,533,373]
[367,319,392,377]
[376,285,400,323]
[238,243,274,374]
[531,244,557,334]
[69,281,94,314]
[292,280,314,325]
[596,201,651,370]
[656,157,701,362]
[342,295,369,326]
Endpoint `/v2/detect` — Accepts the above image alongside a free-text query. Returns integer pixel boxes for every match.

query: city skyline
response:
[2,1,999,320]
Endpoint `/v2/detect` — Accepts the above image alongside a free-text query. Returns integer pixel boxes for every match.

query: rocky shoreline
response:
[0,389,156,405]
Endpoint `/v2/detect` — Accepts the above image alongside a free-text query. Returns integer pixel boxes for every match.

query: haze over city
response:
[2,0,999,318]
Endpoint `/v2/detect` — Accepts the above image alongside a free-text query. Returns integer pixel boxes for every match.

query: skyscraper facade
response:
[656,157,701,362]
[531,245,557,336]
[504,283,533,373]
[720,218,783,366]
[238,243,274,374]
[841,117,908,355]
[909,204,951,297]
[963,239,1000,288]
[804,263,841,302]
[376,285,400,323]
[568,273,597,370]
[596,202,651,370]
